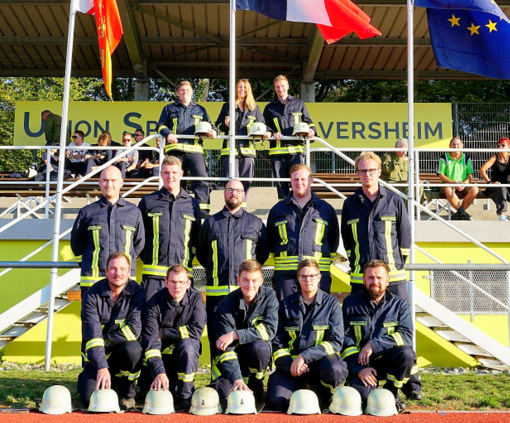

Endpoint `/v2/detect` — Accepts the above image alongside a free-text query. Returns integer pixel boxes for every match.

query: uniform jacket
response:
[81,279,145,370]
[341,289,413,375]
[138,188,201,278]
[142,286,206,378]
[71,196,145,288]
[381,153,409,183]
[267,193,339,275]
[197,207,269,297]
[273,289,344,374]
[263,95,316,156]
[157,101,217,154]
[341,186,410,285]
[215,285,278,382]
[215,102,264,157]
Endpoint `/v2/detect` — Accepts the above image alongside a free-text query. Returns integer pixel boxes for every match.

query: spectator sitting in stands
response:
[84,131,118,175]
[381,138,427,205]
[115,132,139,179]
[66,130,89,177]
[437,137,479,221]
[35,147,70,181]
[479,137,510,221]
[135,129,161,178]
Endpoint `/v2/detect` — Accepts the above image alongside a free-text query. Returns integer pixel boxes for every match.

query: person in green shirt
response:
[41,110,70,146]
[437,137,479,220]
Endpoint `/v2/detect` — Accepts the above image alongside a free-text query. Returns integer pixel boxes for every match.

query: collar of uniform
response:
[237,286,264,310]
[221,206,244,218]
[159,187,188,200]
[98,278,136,297]
[177,100,196,109]
[287,192,319,208]
[274,94,295,106]
[362,286,393,305]
[99,196,126,207]
[293,288,325,306]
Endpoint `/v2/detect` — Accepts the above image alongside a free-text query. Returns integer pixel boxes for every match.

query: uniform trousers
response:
[271,154,303,200]
[77,341,142,407]
[172,151,210,211]
[267,355,348,412]
[347,345,417,404]
[221,156,255,202]
[139,338,201,402]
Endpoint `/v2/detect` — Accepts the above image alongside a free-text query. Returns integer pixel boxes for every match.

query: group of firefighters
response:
[64,75,422,415]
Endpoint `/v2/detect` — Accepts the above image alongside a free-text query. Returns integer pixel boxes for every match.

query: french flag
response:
[236,0,380,44]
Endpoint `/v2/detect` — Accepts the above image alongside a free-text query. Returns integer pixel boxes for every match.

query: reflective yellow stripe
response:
[88,226,101,279]
[148,212,162,266]
[288,330,297,351]
[274,255,331,272]
[206,285,238,296]
[269,146,304,155]
[219,351,238,363]
[246,239,253,260]
[178,372,196,383]
[255,323,269,341]
[86,338,105,350]
[116,370,141,381]
[80,276,102,287]
[348,219,361,275]
[212,240,218,286]
[179,326,190,339]
[182,215,193,270]
[341,346,360,360]
[384,219,397,272]
[315,329,325,346]
[391,332,404,347]
[145,349,162,360]
[273,117,281,134]
[220,147,239,156]
[120,321,137,341]
[220,145,256,156]
[172,118,177,131]
[164,143,203,154]
[387,373,409,388]
[401,248,410,256]
[321,341,335,355]
[142,264,168,277]
[314,220,327,246]
[199,203,210,210]
[276,221,289,245]
[292,112,301,125]
[211,357,222,380]
[123,225,135,264]
[248,367,265,380]
[158,124,169,135]
[162,345,175,355]
[320,379,336,394]
[350,269,406,284]
[354,325,363,347]
[273,348,291,361]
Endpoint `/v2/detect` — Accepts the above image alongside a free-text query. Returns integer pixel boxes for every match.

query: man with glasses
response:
[115,132,139,179]
[197,179,269,367]
[138,156,201,300]
[267,258,347,412]
[66,130,89,177]
[341,151,421,401]
[140,264,206,412]
[267,163,339,300]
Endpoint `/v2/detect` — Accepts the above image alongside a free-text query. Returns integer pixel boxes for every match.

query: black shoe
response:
[174,399,191,412]
[406,390,422,401]
[459,210,472,221]
[396,400,407,414]
[120,397,136,410]
[451,211,461,220]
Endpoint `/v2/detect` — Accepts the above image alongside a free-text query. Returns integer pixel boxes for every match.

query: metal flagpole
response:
[228,0,236,179]
[407,0,417,350]
[44,0,78,370]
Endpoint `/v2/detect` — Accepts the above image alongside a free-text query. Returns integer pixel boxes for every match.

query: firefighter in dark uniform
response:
[197,179,269,366]
[138,155,201,301]
[212,259,278,407]
[267,163,339,300]
[71,166,145,290]
[263,75,316,200]
[77,252,145,410]
[267,259,348,412]
[140,264,206,411]
[341,151,421,400]
[157,80,218,216]
[215,78,265,204]
[341,259,419,412]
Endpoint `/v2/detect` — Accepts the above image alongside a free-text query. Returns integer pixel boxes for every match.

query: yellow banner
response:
[15,101,452,149]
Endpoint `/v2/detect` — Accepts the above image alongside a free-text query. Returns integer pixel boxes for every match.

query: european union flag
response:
[416,0,510,79]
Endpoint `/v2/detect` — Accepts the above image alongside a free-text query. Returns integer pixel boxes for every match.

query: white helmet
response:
[189,387,222,416]
[194,121,212,137]
[39,385,73,415]
[142,390,175,415]
[292,122,310,137]
[329,386,362,416]
[226,390,257,414]
[287,389,321,415]
[365,389,398,417]
[248,122,267,138]
[88,389,120,413]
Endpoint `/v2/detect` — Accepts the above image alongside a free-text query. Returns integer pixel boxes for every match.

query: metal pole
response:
[407,0,417,350]
[228,0,236,180]
[45,0,77,371]
[468,260,474,322]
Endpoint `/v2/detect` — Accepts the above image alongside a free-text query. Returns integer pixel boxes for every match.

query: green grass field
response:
[0,364,509,411]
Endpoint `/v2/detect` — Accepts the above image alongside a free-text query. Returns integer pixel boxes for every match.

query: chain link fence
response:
[430,270,508,315]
